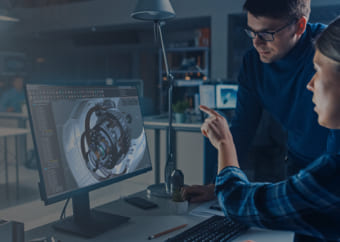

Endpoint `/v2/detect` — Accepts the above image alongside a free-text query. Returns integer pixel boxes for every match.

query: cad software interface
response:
[26,85,152,199]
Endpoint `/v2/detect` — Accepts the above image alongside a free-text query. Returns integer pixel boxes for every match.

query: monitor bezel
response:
[25,83,152,205]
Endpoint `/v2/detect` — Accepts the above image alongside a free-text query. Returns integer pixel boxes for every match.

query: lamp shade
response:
[0,9,19,22]
[131,0,176,21]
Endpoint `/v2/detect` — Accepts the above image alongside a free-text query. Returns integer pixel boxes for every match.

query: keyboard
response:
[166,215,248,242]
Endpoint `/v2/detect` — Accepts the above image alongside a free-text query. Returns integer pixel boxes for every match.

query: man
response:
[197,16,340,241]
[183,0,339,237]
[0,76,26,113]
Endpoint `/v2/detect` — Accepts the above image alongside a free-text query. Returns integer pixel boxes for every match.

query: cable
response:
[60,197,70,220]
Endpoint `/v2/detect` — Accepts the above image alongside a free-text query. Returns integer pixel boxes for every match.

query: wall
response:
[9,0,340,80]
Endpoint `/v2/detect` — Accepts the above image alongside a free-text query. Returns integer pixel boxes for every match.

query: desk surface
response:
[25,191,294,242]
[0,112,28,119]
[0,127,30,137]
[144,115,202,132]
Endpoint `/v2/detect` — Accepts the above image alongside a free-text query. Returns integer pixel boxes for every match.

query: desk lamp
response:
[0,2,20,22]
[131,0,178,197]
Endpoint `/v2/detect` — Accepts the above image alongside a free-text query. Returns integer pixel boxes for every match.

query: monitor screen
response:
[199,84,216,109]
[25,84,152,237]
[216,84,239,109]
[113,79,144,98]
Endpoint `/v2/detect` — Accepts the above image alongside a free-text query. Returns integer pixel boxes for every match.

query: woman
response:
[198,17,340,241]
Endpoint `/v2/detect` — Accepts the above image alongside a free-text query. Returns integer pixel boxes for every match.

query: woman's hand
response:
[200,105,232,149]
[181,184,216,203]
[200,105,239,171]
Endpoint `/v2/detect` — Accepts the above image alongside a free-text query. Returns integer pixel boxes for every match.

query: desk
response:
[0,127,30,199]
[0,112,30,163]
[25,190,294,242]
[0,112,29,129]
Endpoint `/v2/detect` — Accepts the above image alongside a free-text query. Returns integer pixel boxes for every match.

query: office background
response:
[0,0,339,235]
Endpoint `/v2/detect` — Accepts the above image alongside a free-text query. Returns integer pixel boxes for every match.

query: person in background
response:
[199,17,340,242]
[0,76,26,113]
[183,0,340,202]
[0,79,6,97]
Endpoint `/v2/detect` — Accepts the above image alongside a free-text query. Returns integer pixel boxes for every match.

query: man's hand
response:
[181,184,216,203]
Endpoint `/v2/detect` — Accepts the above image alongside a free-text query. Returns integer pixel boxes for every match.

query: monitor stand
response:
[53,192,130,238]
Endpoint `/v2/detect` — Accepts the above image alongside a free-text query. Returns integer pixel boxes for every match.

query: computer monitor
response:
[25,84,152,238]
[216,84,239,109]
[199,84,216,109]
[113,79,144,98]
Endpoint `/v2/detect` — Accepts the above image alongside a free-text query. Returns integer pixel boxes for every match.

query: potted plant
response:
[172,100,190,123]
[170,189,189,214]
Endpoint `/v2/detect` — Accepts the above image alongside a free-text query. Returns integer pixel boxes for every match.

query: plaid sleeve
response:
[215,154,340,240]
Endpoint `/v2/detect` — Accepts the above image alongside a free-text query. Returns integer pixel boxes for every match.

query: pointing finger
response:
[199,105,221,117]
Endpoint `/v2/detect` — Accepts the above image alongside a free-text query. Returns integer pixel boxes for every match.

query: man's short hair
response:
[243,0,311,21]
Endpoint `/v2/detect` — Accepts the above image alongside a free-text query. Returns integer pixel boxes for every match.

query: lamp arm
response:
[157,22,170,77]
[156,21,175,192]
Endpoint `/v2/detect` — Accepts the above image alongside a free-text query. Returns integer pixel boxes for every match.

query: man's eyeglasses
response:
[244,21,296,41]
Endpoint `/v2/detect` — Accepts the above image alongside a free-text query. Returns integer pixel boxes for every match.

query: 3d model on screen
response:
[59,98,147,187]
[80,99,132,178]
[221,89,237,105]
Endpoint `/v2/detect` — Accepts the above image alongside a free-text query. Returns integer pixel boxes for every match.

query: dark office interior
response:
[0,0,339,241]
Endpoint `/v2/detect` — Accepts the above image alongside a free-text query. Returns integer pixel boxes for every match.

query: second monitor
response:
[200,83,239,109]
[216,84,239,109]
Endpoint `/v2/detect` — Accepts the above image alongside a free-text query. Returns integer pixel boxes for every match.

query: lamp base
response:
[146,183,172,198]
